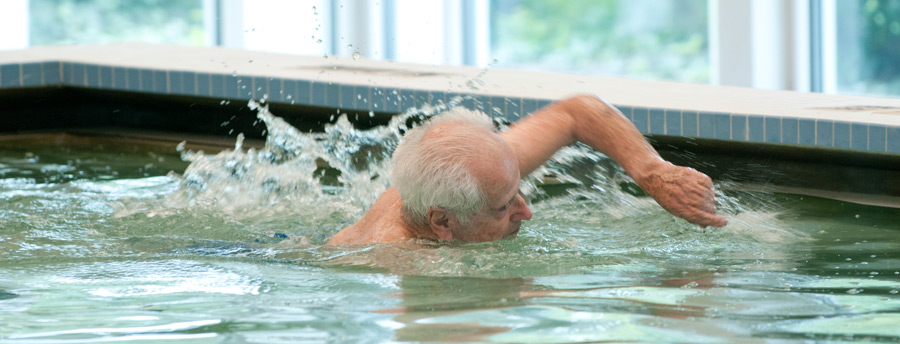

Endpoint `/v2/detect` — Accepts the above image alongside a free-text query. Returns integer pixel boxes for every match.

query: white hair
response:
[391,107,498,227]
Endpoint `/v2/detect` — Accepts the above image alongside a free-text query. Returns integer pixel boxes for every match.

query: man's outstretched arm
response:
[500,94,728,227]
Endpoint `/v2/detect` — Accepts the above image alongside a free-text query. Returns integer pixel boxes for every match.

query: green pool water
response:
[1,109,899,343]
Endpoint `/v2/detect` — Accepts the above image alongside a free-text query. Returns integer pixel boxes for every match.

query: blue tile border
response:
[197,73,212,97]
[99,66,113,89]
[851,123,868,150]
[170,71,183,95]
[888,126,900,153]
[633,107,650,135]
[267,77,282,102]
[112,66,126,89]
[798,119,815,146]
[1,60,899,156]
[782,118,799,144]
[748,115,764,142]
[22,62,42,87]
[72,63,86,87]
[520,98,537,117]
[834,121,851,149]
[698,112,716,139]
[870,124,887,152]
[86,64,99,88]
[505,97,522,122]
[325,83,341,109]
[42,62,61,85]
[665,109,681,136]
[815,120,834,147]
[648,108,665,135]
[730,114,746,141]
[714,114,731,140]
[682,111,698,137]
[1,64,20,87]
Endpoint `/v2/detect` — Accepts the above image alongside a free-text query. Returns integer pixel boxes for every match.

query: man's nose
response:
[512,195,533,221]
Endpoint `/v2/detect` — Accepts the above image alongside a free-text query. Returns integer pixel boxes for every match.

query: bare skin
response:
[328,94,727,245]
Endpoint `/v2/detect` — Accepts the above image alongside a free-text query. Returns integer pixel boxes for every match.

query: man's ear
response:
[426,206,454,241]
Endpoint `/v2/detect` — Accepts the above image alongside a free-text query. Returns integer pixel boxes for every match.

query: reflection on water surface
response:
[1,105,898,343]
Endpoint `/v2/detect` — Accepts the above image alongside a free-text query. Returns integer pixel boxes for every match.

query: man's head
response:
[391,108,533,242]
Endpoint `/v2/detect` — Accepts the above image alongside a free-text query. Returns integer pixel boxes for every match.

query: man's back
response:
[328,187,414,244]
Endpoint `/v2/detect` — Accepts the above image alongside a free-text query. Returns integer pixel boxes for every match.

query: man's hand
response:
[632,160,728,227]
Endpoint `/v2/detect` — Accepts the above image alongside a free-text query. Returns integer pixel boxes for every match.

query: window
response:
[3,0,898,98]
[831,0,900,96]
[490,0,710,83]
[28,0,206,46]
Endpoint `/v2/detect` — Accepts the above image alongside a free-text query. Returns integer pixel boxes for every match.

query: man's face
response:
[451,153,533,242]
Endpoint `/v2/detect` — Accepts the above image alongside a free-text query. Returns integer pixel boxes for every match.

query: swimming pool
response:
[1,99,899,343]
[1,44,899,343]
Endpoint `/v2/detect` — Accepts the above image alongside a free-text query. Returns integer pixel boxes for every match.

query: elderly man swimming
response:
[329,95,728,244]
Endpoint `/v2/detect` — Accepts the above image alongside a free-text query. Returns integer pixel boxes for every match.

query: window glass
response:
[29,0,205,46]
[490,0,709,83]
[835,0,900,96]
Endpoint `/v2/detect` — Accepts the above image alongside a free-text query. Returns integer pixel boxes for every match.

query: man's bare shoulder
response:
[327,187,416,245]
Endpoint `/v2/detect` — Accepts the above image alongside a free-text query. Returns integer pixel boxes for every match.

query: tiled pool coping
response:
[2,44,900,155]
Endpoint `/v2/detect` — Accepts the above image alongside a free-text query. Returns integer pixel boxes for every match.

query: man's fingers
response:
[707,214,728,227]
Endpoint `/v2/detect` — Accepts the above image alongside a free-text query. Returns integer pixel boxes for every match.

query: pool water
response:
[1,104,899,343]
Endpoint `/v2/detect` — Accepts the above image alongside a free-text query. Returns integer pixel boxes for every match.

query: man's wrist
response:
[629,158,669,190]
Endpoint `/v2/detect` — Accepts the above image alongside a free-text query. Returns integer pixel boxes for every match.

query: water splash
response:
[161,100,478,228]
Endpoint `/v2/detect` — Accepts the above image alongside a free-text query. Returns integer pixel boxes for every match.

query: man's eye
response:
[498,205,508,212]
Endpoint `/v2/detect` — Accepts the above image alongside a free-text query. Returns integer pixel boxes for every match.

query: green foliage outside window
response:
[490,0,709,83]
[853,0,900,95]
[29,0,205,46]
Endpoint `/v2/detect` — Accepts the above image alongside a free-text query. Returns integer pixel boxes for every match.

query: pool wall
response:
[1,44,899,202]
[2,44,900,151]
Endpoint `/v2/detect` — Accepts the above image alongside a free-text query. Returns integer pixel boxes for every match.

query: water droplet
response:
[846,288,860,294]
[855,214,860,218]
[317,39,323,44]
[352,50,360,60]
[347,44,353,49]
[369,111,374,117]
[890,290,899,294]
[681,281,699,289]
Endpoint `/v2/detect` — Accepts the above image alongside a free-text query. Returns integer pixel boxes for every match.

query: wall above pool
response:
[1,44,900,156]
